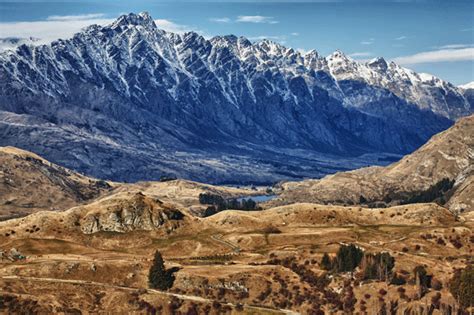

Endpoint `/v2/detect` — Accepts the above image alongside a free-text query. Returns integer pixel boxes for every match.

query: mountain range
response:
[0,12,472,183]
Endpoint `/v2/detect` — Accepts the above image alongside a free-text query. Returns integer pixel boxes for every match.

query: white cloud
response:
[154,19,194,33]
[210,15,279,24]
[349,52,373,58]
[435,43,473,50]
[0,15,195,51]
[46,13,106,21]
[360,38,374,45]
[0,18,113,48]
[248,35,285,41]
[395,36,407,40]
[392,47,474,65]
[209,17,231,23]
[236,15,278,24]
[291,32,299,36]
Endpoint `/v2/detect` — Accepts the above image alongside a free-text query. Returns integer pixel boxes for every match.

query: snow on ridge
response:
[459,82,474,90]
[0,11,471,120]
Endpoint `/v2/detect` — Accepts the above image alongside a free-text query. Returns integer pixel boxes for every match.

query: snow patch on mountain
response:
[459,82,474,90]
[0,12,471,183]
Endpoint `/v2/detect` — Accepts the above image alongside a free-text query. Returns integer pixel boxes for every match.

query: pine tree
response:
[321,253,332,270]
[149,251,174,290]
[335,244,364,273]
[414,265,430,297]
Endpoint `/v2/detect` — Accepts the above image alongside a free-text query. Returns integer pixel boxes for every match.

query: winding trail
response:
[210,234,241,253]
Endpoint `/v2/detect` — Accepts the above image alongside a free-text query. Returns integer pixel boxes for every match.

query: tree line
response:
[199,193,260,217]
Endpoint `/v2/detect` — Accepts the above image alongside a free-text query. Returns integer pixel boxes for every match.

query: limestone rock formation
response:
[80,192,184,234]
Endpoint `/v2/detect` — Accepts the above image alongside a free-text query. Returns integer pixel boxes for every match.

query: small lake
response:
[236,195,277,203]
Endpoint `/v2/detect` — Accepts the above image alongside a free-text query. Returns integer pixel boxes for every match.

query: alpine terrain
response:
[0,115,473,313]
[0,12,472,184]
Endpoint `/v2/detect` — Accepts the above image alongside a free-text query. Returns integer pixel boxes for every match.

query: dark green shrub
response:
[390,273,406,285]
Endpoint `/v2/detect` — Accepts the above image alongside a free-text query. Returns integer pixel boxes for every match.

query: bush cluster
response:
[449,265,474,310]
[320,244,364,273]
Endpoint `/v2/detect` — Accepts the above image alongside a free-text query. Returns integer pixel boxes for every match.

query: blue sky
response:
[0,0,473,85]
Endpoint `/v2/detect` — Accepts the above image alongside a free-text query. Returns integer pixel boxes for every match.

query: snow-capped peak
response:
[0,11,471,184]
[366,57,388,71]
[0,11,471,121]
[327,50,350,61]
[111,11,156,30]
[459,81,474,90]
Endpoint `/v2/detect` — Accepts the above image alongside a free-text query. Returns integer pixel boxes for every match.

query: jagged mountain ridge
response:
[0,12,471,183]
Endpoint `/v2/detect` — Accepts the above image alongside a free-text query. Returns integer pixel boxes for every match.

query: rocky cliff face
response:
[0,12,471,183]
[80,192,184,234]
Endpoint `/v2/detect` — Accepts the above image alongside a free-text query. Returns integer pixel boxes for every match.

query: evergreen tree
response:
[203,206,218,217]
[334,244,364,273]
[360,252,395,281]
[321,253,332,270]
[414,265,431,297]
[242,198,257,210]
[227,198,240,210]
[149,251,174,290]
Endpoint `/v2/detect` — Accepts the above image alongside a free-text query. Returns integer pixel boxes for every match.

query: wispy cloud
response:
[154,19,195,34]
[248,35,286,42]
[349,52,373,58]
[393,47,474,65]
[395,35,407,40]
[0,15,195,51]
[209,17,231,23]
[209,15,278,24]
[46,13,106,21]
[0,17,113,49]
[360,38,375,45]
[291,32,299,36]
[435,43,473,50]
[236,15,278,24]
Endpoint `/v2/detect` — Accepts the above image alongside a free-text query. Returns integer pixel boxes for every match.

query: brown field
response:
[1,192,472,313]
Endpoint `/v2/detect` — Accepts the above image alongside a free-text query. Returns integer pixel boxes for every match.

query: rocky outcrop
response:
[80,192,184,234]
[447,166,474,213]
